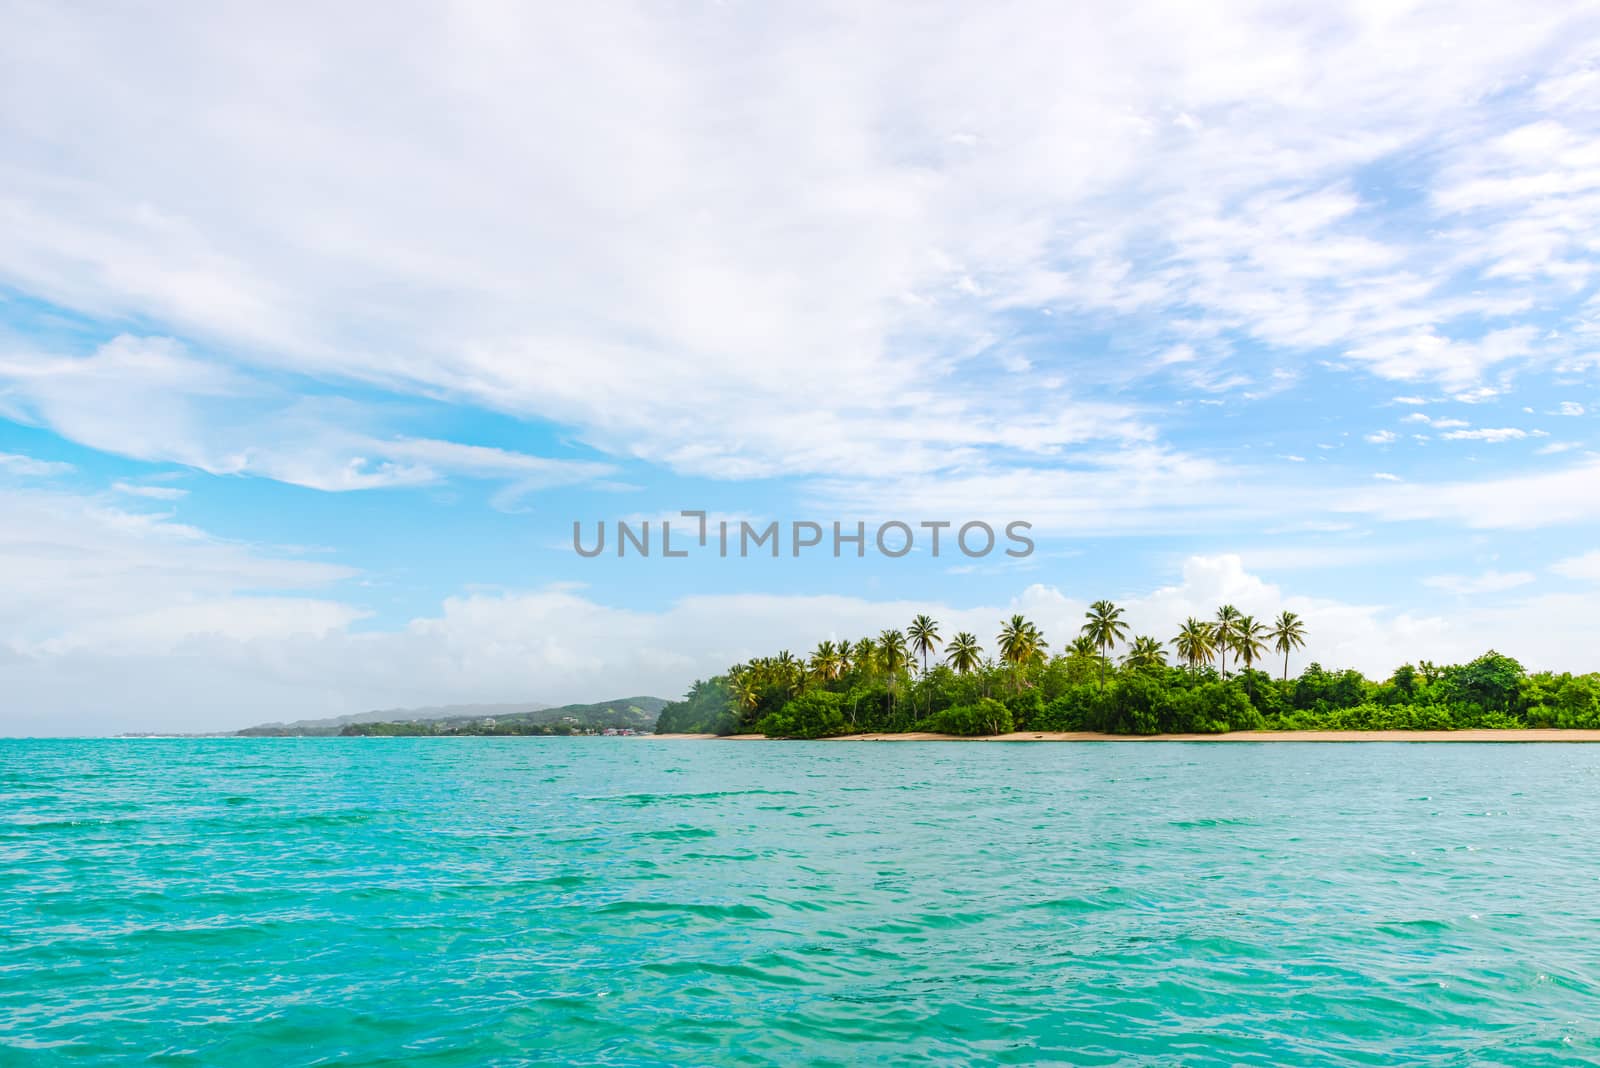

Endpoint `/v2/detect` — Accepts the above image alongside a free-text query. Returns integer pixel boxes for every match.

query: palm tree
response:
[1081,600,1129,688]
[876,629,909,678]
[1233,616,1267,674]
[1170,618,1216,674]
[730,672,759,719]
[997,614,1044,689]
[945,632,983,674]
[851,638,875,679]
[809,640,842,682]
[992,613,1043,661]
[877,629,910,721]
[1121,635,1168,670]
[1268,610,1308,681]
[1025,622,1045,663]
[1067,635,1099,659]
[907,615,941,676]
[1214,604,1242,679]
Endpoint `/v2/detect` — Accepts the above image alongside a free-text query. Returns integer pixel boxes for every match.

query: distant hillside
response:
[237,702,552,737]
[239,697,669,737]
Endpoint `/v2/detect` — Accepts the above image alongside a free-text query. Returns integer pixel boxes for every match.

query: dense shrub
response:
[1001,689,1045,730]
[919,698,1014,736]
[757,690,849,739]
[1035,684,1097,731]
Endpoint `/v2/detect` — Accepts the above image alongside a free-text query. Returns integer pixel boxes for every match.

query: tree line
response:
[654,603,1600,737]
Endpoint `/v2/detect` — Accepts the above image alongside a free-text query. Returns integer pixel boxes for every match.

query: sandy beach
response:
[650,730,1600,743]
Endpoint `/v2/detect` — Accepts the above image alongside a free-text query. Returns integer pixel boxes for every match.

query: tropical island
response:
[653,604,1600,738]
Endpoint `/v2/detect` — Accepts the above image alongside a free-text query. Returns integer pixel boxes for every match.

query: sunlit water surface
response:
[3,738,1599,1065]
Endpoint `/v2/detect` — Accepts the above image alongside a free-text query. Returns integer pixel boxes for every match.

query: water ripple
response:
[3,738,1600,1065]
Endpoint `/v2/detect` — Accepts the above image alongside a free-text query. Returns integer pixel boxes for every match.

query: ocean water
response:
[3,739,1599,1066]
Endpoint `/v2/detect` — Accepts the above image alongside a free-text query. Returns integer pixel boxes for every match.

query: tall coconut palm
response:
[1121,635,1168,670]
[809,640,842,682]
[1214,605,1242,679]
[730,673,759,719]
[997,614,1044,681]
[1170,618,1217,674]
[996,615,1043,691]
[851,638,875,678]
[877,629,910,721]
[876,629,909,678]
[772,650,802,695]
[1268,610,1307,681]
[1233,616,1267,673]
[907,614,941,676]
[945,632,983,674]
[1081,600,1129,688]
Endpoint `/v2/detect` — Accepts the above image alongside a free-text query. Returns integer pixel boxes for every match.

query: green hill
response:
[335,697,669,736]
[236,697,668,737]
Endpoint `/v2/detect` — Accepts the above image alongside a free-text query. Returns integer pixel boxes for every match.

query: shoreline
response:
[650,729,1600,743]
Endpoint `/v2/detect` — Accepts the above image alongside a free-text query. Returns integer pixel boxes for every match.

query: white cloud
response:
[112,481,188,500]
[1365,430,1398,444]
[1440,427,1528,442]
[1423,569,1536,595]
[1346,328,1536,387]
[0,486,357,660]
[0,336,613,492]
[1551,551,1600,582]
[1372,472,1402,481]
[1556,401,1587,415]
[805,448,1288,536]
[1341,457,1600,529]
[1403,413,1471,429]
[0,451,73,477]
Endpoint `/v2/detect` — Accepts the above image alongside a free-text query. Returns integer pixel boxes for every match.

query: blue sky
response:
[2,2,1599,733]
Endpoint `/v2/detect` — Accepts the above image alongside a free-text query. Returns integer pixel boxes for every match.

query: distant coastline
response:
[233,697,667,737]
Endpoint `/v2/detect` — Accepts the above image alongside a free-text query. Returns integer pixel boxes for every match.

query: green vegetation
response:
[652,606,1600,738]
[333,698,666,737]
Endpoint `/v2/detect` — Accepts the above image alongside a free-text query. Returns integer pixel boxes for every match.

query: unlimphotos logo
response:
[573,511,1033,559]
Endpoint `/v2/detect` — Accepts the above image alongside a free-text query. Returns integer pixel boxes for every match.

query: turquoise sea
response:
[3,739,1599,1065]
